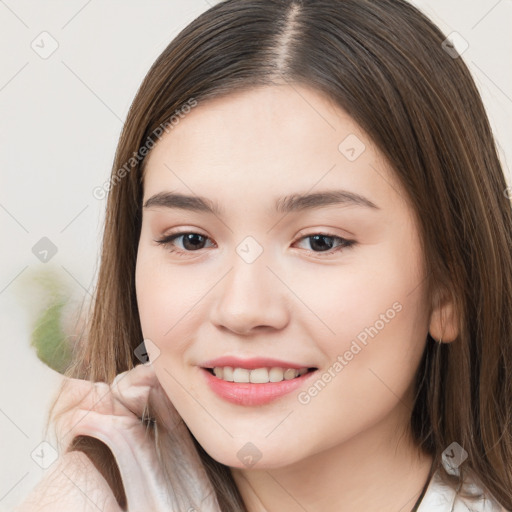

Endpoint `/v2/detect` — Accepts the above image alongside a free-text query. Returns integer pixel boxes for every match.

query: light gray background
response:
[1,1,511,510]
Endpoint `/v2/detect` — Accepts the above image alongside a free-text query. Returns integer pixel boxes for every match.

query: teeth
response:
[233,368,250,383]
[269,367,284,382]
[250,368,269,383]
[222,367,233,381]
[211,366,310,383]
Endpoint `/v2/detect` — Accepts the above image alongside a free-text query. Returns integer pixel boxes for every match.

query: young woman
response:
[17,0,512,510]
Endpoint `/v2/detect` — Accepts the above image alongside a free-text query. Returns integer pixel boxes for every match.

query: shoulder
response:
[15,450,123,512]
[417,469,509,512]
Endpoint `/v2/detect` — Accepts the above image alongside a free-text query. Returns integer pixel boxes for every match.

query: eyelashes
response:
[155,232,215,255]
[154,230,356,258]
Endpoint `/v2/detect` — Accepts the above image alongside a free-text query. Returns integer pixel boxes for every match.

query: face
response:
[135,84,432,469]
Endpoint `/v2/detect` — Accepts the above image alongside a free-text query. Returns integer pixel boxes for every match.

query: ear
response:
[428,286,459,343]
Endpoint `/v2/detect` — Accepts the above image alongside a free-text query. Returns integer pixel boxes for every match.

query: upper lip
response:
[200,356,317,370]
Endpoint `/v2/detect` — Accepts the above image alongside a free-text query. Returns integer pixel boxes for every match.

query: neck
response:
[230,403,434,512]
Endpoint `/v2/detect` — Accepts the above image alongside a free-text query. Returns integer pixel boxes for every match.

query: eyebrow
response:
[143,189,379,216]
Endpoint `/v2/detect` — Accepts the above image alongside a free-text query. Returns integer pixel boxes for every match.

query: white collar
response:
[417,469,507,511]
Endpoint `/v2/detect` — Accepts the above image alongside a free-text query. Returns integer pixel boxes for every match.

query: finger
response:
[53,366,157,452]
[111,363,157,390]
[109,364,159,419]
[110,364,187,430]
[115,371,219,507]
[56,379,221,512]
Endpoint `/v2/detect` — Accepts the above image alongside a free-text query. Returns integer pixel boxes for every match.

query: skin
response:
[135,84,458,512]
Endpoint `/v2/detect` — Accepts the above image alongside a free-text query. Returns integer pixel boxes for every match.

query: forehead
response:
[141,84,405,211]
[144,84,360,167]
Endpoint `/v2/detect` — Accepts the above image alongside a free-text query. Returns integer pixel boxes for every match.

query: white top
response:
[417,470,508,511]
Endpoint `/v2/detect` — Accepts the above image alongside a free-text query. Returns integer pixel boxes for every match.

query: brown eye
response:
[294,233,356,256]
[155,231,215,256]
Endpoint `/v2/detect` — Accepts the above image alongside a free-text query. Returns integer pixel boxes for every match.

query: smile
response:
[200,366,318,406]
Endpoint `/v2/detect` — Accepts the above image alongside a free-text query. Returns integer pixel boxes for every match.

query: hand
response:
[52,363,221,512]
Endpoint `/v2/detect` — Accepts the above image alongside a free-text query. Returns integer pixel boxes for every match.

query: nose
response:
[209,254,290,336]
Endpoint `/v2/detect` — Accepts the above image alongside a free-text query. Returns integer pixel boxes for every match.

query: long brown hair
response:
[55,0,512,509]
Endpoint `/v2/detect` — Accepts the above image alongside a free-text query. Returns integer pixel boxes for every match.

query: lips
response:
[199,356,318,406]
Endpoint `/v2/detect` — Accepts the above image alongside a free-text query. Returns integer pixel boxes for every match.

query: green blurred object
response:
[31,298,74,374]
[15,266,78,374]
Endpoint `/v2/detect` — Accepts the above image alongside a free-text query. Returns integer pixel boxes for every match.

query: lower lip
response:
[200,367,317,406]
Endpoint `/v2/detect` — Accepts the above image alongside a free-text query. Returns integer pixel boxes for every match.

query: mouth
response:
[200,366,319,406]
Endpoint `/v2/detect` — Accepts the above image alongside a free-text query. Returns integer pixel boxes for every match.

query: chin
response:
[196,436,304,470]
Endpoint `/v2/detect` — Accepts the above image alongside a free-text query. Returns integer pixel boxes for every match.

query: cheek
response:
[135,253,185,353]
[322,249,429,410]
[297,244,426,348]
[290,281,429,459]
[135,247,193,332]
[135,249,212,365]
[307,232,429,388]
